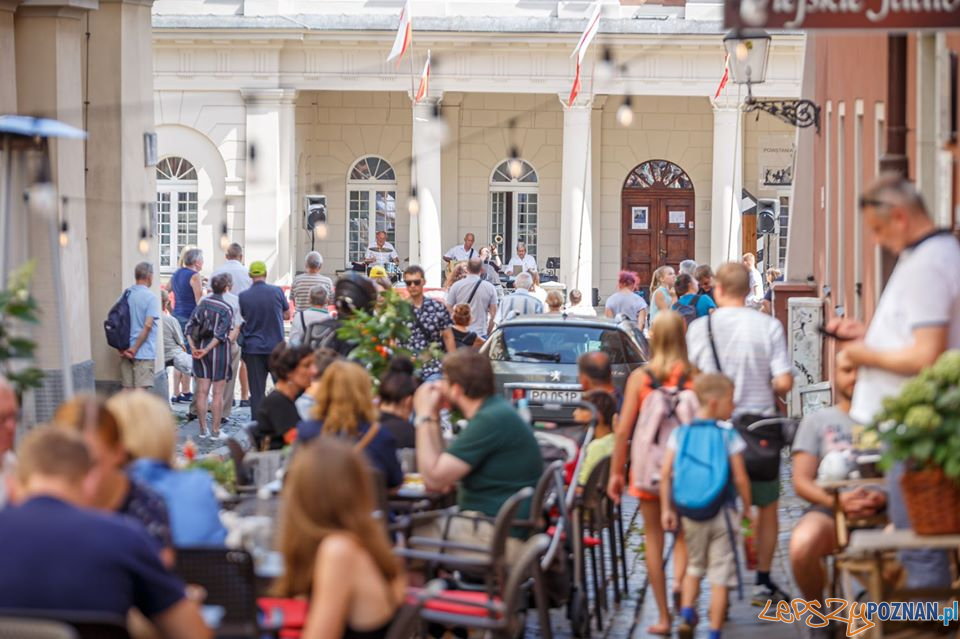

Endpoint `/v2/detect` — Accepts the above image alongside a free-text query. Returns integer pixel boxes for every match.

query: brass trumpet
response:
[493,234,503,245]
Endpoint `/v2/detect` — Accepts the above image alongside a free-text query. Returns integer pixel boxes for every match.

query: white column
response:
[560,98,593,300]
[242,88,297,284]
[412,96,443,288]
[710,98,744,267]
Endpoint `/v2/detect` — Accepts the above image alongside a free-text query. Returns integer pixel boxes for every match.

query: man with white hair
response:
[496,271,543,324]
[0,376,17,510]
[506,242,537,274]
[290,251,334,312]
[679,259,698,278]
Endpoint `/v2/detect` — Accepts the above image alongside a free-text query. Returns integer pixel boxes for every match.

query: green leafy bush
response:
[0,262,44,394]
[871,349,960,481]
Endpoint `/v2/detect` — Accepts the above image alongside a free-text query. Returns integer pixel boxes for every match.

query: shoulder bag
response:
[706,313,785,481]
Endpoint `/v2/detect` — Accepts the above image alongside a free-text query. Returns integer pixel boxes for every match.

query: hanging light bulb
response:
[26,182,57,216]
[138,227,149,255]
[508,147,523,180]
[313,222,329,240]
[59,221,69,248]
[617,96,634,128]
[407,185,420,216]
[219,222,230,252]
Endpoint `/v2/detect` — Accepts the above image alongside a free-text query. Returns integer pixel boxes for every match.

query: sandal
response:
[647,622,672,636]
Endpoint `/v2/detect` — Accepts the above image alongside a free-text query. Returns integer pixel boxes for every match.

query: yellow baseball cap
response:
[248,261,267,277]
[369,265,388,279]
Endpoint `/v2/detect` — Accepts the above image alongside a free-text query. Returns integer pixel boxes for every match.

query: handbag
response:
[706,313,784,482]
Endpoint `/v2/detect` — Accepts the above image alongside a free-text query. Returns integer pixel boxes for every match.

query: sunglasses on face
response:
[404,279,423,286]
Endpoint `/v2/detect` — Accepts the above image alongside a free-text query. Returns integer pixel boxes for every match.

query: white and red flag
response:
[415,49,431,102]
[387,0,412,65]
[714,53,730,100]
[568,2,602,105]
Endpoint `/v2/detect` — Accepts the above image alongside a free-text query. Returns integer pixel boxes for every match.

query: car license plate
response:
[528,390,581,404]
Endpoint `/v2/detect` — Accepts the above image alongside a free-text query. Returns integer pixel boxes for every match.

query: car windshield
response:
[487,324,642,365]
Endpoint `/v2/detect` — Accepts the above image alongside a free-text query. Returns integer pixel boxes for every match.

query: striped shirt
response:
[685,306,791,417]
[290,273,334,311]
[496,290,543,324]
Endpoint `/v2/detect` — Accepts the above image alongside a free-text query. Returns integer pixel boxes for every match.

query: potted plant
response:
[870,349,960,534]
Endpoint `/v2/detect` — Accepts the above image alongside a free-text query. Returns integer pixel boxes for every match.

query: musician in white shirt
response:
[506,242,538,274]
[443,233,477,264]
[364,231,399,266]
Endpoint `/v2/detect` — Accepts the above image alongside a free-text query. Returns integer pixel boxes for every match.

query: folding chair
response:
[174,547,259,638]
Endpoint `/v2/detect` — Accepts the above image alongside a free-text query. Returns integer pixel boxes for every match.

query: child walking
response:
[660,373,754,639]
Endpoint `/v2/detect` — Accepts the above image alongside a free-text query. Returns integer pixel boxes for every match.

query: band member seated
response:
[364,231,399,267]
[506,242,537,274]
[443,233,477,264]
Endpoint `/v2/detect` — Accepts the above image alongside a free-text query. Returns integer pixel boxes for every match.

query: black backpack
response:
[671,293,701,327]
[104,290,132,350]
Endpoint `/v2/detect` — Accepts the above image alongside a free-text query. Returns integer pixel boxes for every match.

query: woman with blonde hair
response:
[54,395,174,566]
[295,361,402,489]
[545,290,564,314]
[648,265,677,328]
[606,310,695,635]
[271,437,406,639]
[107,390,226,547]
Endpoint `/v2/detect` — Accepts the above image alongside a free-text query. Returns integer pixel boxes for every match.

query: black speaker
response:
[592,287,600,308]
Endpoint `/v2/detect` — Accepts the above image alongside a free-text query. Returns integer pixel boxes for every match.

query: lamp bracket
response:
[746,96,821,133]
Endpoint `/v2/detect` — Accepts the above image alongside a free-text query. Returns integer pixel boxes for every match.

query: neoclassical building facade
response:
[153,0,804,296]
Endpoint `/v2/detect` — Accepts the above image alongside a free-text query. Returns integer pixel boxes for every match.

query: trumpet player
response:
[478,243,502,286]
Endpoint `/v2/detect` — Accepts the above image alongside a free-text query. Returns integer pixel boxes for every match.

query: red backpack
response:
[630,371,699,494]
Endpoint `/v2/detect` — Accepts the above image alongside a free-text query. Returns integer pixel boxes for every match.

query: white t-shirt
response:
[667,420,747,456]
[444,244,477,262]
[851,232,960,423]
[565,304,597,317]
[746,267,765,309]
[365,242,399,264]
[506,254,538,274]
[686,307,792,417]
[211,259,254,295]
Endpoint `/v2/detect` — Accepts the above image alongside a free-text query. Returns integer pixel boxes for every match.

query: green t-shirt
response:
[446,395,544,520]
[577,432,615,486]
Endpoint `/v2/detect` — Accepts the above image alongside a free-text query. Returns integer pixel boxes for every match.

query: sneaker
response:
[171,395,181,404]
[220,417,228,425]
[751,583,790,607]
[186,413,198,422]
[239,399,250,408]
[216,430,229,441]
[181,392,194,401]
[198,431,208,440]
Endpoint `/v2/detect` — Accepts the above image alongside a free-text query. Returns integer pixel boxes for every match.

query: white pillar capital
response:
[409,92,443,110]
[241,88,298,107]
[710,95,743,112]
[558,93,593,111]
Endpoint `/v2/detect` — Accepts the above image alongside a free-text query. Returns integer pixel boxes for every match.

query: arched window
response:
[489,159,539,262]
[623,159,693,190]
[156,157,199,272]
[347,156,397,264]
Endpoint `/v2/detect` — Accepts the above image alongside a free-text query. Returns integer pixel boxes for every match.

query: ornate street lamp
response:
[723,29,821,133]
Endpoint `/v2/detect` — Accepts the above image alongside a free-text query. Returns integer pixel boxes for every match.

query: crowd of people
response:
[0,173,956,639]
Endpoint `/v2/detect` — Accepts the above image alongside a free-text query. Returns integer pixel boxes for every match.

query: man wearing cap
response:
[239,261,291,418]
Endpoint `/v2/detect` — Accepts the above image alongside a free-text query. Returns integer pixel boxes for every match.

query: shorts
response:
[120,358,155,389]
[751,479,780,508]
[413,510,524,564]
[682,510,738,587]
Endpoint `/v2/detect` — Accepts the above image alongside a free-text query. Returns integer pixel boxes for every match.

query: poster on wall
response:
[631,206,648,230]
[668,210,686,226]
[759,136,796,190]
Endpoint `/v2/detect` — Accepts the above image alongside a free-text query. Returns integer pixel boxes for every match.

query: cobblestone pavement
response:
[529,456,804,639]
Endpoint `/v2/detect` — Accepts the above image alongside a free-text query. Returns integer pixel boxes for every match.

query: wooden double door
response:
[621,190,695,295]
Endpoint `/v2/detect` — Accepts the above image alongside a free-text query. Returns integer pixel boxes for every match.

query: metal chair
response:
[0,611,129,639]
[406,534,552,639]
[174,547,259,638]
[0,617,77,639]
[575,455,613,632]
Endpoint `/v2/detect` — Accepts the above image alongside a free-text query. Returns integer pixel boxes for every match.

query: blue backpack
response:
[104,289,132,351]
[671,419,733,521]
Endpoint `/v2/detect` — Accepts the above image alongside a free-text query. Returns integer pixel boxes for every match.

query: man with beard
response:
[412,350,542,558]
